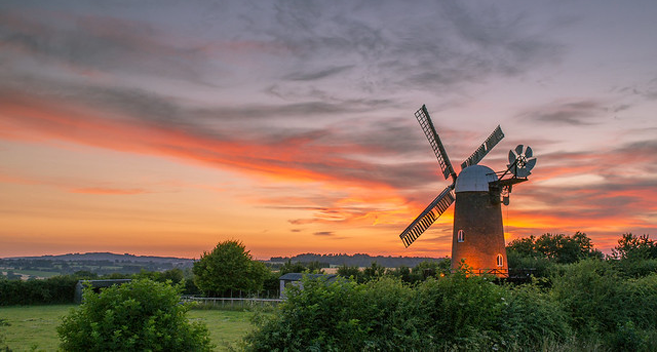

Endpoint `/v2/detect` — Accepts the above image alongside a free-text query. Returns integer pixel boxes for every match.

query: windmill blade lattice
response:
[507,145,537,178]
[415,105,457,181]
[460,125,505,170]
[399,186,455,248]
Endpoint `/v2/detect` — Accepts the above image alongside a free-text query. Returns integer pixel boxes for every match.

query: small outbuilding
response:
[278,273,337,299]
[74,279,132,303]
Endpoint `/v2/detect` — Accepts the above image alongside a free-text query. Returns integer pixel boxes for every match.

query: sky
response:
[1,0,656,259]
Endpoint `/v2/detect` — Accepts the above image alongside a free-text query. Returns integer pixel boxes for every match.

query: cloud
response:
[264,0,562,94]
[313,231,335,237]
[519,100,606,126]
[0,10,208,82]
[616,75,657,101]
[510,139,657,238]
[0,76,447,194]
[69,187,149,195]
[284,65,354,81]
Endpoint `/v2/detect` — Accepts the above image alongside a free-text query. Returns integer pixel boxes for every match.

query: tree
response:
[305,261,325,274]
[612,233,657,260]
[386,265,412,283]
[412,259,451,281]
[193,240,269,297]
[57,279,212,351]
[278,260,307,275]
[362,261,386,281]
[507,232,602,265]
[337,264,362,282]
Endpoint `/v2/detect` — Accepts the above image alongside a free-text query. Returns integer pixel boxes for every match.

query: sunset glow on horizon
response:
[1,1,656,259]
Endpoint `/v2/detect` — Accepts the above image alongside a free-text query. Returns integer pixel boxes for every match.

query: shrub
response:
[399,273,508,350]
[0,275,78,306]
[500,282,571,350]
[57,279,212,351]
[245,272,572,351]
[245,276,369,351]
[551,260,657,350]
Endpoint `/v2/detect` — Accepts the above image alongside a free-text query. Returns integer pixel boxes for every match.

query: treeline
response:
[0,268,196,306]
[0,254,192,278]
[506,232,657,278]
[246,232,657,351]
[270,253,443,268]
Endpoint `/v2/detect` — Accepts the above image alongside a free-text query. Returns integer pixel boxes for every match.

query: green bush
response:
[0,275,78,306]
[550,260,657,351]
[500,282,571,349]
[57,279,212,351]
[245,276,369,351]
[401,273,506,349]
[245,273,572,351]
[615,258,657,278]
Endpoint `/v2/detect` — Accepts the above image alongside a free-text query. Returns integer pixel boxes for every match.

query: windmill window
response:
[496,254,503,267]
[457,230,464,242]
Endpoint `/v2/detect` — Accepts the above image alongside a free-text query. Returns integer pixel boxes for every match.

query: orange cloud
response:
[69,187,149,195]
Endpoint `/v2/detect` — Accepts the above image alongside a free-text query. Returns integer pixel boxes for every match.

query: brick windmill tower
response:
[398,105,536,276]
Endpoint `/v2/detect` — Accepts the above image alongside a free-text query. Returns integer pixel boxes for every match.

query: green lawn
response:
[0,305,255,351]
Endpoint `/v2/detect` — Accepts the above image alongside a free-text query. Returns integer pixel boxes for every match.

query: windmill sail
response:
[399,186,455,248]
[415,105,457,181]
[460,125,505,170]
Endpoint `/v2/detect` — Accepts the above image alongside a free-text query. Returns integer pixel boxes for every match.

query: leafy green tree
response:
[411,259,450,281]
[73,270,98,279]
[193,240,269,297]
[305,261,325,274]
[336,264,362,282]
[278,260,307,275]
[507,232,602,265]
[386,265,412,283]
[362,261,386,281]
[57,279,212,351]
[612,233,657,260]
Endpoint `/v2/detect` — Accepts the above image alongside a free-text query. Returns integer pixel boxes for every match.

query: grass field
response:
[0,304,254,351]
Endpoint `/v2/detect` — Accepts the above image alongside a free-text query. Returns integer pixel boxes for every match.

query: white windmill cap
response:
[455,164,498,193]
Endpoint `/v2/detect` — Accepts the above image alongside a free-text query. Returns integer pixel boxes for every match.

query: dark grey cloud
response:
[612,76,657,110]
[285,65,354,81]
[264,0,563,93]
[0,10,209,83]
[1,1,564,101]
[314,231,335,237]
[519,100,606,126]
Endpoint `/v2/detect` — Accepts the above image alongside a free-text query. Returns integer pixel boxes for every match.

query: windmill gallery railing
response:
[458,268,536,279]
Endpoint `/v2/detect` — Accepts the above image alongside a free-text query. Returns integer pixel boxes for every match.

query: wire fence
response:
[182,296,283,309]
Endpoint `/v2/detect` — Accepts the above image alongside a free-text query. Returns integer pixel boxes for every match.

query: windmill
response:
[399,105,536,276]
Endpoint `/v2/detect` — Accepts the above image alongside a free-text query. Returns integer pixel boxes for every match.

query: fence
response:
[182,296,283,309]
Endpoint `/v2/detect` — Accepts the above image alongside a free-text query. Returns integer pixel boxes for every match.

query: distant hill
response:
[269,253,446,268]
[4,252,194,265]
[4,251,445,268]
